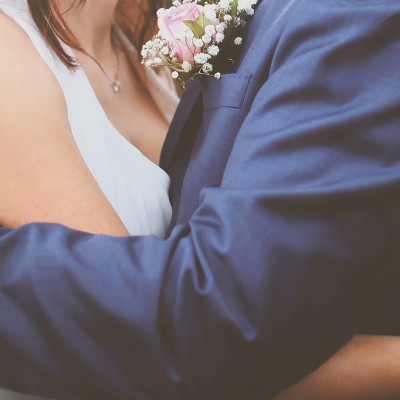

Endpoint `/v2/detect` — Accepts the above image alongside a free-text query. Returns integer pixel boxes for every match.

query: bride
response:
[0,0,178,238]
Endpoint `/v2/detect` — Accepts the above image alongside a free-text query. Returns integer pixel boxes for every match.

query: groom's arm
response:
[273,335,400,400]
[1,1,400,399]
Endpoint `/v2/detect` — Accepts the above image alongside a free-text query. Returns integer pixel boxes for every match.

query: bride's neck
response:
[61,0,118,60]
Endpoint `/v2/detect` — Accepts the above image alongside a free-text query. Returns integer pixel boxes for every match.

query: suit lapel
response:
[160,0,267,171]
[160,80,202,171]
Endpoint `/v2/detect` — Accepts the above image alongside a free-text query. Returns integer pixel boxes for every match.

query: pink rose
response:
[158,4,203,63]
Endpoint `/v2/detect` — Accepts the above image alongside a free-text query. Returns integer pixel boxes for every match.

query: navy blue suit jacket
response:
[1,1,400,399]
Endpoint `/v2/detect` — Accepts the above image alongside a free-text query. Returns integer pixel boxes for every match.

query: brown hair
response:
[27,0,167,70]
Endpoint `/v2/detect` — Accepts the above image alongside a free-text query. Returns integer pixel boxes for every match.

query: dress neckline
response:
[80,64,170,181]
[65,35,170,181]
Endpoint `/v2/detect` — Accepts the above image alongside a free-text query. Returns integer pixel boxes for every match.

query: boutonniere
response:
[141,0,258,88]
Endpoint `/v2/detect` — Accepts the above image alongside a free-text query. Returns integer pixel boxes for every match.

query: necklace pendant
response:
[112,80,121,93]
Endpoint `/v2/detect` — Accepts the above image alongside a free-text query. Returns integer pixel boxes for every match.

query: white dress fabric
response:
[0,0,179,238]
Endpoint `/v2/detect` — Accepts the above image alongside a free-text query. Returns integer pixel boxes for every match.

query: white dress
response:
[0,0,179,238]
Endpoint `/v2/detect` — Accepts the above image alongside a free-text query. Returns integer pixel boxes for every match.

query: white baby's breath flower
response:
[224,15,233,22]
[161,46,170,55]
[202,63,213,73]
[145,60,154,67]
[216,23,226,33]
[218,0,230,9]
[207,45,220,56]
[172,71,179,79]
[153,57,163,65]
[202,34,212,44]
[193,38,204,48]
[172,0,180,6]
[194,53,211,64]
[238,0,257,15]
[238,0,257,11]
[205,24,216,35]
[234,37,243,45]
[149,49,157,57]
[203,4,217,20]
[156,8,165,17]
[216,33,225,43]
[182,61,193,72]
[214,72,221,79]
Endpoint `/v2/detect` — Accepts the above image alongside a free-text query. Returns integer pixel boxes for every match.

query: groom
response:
[1,0,400,399]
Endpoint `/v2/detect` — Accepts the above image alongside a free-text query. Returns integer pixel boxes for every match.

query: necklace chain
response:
[86,42,121,94]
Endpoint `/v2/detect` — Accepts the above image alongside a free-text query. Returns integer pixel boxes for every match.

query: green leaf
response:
[196,14,212,30]
[231,0,238,18]
[168,65,184,72]
[183,20,204,39]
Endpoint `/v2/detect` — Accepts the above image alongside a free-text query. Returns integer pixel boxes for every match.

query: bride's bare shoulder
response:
[0,10,66,112]
[0,10,44,59]
[0,11,129,235]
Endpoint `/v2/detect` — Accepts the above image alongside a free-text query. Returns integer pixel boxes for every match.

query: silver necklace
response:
[86,45,121,94]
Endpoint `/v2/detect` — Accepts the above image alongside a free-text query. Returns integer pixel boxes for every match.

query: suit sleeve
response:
[1,1,400,399]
